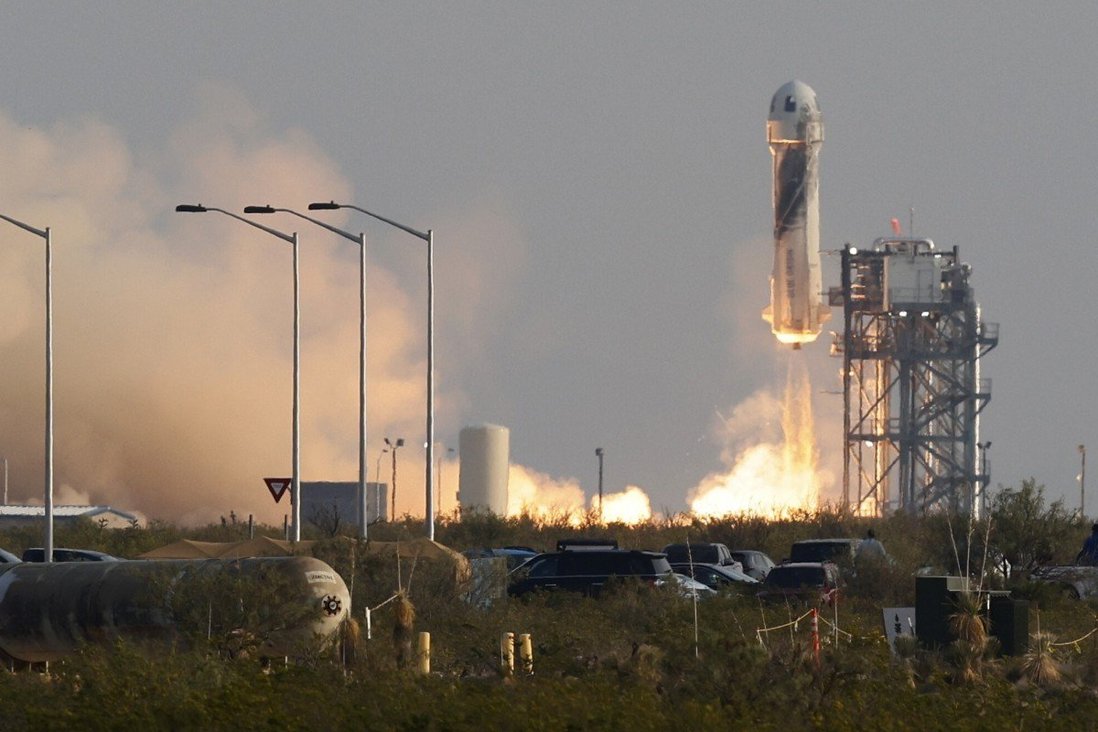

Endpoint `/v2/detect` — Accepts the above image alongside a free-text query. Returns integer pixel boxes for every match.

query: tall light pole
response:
[245,205,370,540]
[1080,444,1087,518]
[175,204,302,541]
[0,213,53,562]
[385,437,404,521]
[310,201,436,540]
[595,447,604,522]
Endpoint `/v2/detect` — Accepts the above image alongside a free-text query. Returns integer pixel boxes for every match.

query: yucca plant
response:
[393,591,416,667]
[949,591,988,646]
[948,591,989,683]
[1021,631,1063,687]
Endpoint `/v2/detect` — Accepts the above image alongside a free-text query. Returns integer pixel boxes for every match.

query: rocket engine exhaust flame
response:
[763,80,831,346]
[688,357,823,518]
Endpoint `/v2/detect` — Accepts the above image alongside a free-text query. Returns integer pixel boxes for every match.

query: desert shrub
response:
[846,556,914,606]
[8,512,1098,728]
[990,479,1082,575]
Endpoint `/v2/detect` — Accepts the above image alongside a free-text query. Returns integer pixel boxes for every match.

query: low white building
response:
[0,505,145,530]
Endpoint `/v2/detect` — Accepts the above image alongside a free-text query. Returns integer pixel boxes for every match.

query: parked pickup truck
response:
[1031,564,1098,599]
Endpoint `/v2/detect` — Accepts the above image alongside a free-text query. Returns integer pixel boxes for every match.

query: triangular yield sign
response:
[264,477,291,504]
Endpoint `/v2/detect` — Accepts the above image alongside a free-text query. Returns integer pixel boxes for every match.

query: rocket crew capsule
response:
[763,80,831,347]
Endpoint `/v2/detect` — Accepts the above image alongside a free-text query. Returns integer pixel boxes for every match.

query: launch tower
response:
[830,238,998,516]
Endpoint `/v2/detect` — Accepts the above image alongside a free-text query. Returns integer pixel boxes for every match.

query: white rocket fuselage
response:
[764,80,830,347]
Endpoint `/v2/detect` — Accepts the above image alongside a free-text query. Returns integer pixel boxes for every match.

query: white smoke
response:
[0,85,535,526]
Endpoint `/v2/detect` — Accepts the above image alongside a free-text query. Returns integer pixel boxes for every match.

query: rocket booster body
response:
[763,80,830,347]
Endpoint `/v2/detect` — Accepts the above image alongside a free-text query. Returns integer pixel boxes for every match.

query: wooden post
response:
[417,632,431,675]
[519,633,533,674]
[500,632,515,676]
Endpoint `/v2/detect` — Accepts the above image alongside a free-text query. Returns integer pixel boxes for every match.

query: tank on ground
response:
[0,556,349,663]
[458,424,510,515]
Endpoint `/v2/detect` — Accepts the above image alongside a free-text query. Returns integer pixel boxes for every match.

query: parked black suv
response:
[788,539,859,564]
[758,561,841,605]
[508,547,672,597]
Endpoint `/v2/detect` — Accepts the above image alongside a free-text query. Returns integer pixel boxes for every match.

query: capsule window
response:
[785,95,797,112]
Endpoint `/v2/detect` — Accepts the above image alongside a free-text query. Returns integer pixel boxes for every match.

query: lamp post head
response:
[308,201,341,211]
[244,205,277,214]
[595,447,603,457]
[1081,444,1087,455]
[397,438,405,448]
[175,204,208,213]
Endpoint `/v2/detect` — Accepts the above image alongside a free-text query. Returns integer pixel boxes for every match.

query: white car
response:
[657,572,718,599]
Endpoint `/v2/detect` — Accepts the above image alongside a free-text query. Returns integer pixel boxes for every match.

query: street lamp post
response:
[595,447,604,522]
[245,205,369,540]
[309,201,436,540]
[0,213,53,562]
[175,204,302,541]
[375,446,388,523]
[385,437,405,521]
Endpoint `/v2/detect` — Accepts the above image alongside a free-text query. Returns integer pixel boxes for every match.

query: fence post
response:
[500,631,515,676]
[417,632,431,675]
[811,608,821,668]
[519,633,533,674]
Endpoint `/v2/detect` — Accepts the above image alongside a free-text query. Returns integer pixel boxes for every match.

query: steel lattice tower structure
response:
[831,238,998,516]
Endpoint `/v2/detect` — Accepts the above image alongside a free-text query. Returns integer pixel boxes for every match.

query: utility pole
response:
[386,437,404,521]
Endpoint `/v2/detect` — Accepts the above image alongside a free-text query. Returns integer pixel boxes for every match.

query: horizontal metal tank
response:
[0,556,349,663]
[458,423,510,515]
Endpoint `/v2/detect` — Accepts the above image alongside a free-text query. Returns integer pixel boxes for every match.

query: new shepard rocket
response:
[763,80,830,348]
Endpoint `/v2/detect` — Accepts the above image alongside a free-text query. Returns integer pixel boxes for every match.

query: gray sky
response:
[0,3,1092,523]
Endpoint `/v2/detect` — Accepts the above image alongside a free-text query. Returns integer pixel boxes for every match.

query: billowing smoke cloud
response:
[0,83,839,529]
[506,464,585,522]
[0,84,531,526]
[502,465,652,525]
[599,486,652,524]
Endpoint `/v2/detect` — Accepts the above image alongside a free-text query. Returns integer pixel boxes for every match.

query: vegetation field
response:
[3,479,1098,730]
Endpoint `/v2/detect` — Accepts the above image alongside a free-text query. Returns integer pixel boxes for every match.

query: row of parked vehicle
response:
[0,547,120,563]
[494,537,859,604]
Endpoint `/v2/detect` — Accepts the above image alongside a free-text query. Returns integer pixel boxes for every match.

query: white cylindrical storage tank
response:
[458,424,509,515]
